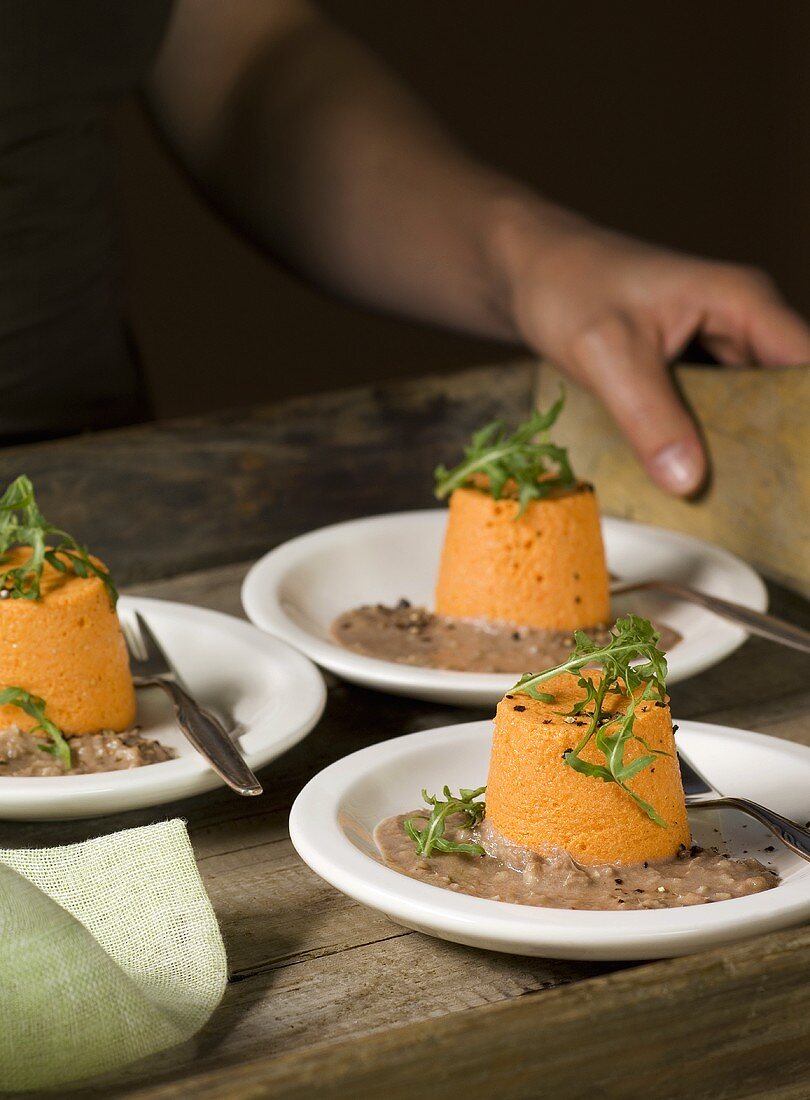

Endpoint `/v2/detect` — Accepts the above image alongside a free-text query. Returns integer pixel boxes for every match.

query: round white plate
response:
[290,719,810,960]
[242,510,767,705]
[0,596,326,820]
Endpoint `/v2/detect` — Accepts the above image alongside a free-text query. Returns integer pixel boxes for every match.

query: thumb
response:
[566,315,706,497]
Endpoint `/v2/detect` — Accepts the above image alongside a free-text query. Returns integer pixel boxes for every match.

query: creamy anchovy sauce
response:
[333,602,682,674]
[375,814,778,910]
[0,727,175,776]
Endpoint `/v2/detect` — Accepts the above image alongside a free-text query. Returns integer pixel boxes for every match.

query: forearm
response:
[147,1,810,500]
[147,0,574,341]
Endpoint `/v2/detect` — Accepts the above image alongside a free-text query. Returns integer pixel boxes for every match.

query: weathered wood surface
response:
[0,362,808,1099]
[2,561,808,1100]
[123,923,810,1100]
[536,361,810,598]
[0,363,535,585]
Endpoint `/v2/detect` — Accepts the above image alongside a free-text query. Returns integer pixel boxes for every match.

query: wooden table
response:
[2,364,808,1100]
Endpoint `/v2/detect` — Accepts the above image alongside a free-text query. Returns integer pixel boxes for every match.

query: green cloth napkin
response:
[0,819,227,1091]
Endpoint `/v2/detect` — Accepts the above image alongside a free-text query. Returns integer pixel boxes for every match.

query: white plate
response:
[242,510,767,705]
[0,597,327,820]
[290,720,810,960]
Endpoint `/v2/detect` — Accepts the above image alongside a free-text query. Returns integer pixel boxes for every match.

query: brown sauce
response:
[375,813,778,911]
[0,727,175,776]
[333,601,682,674]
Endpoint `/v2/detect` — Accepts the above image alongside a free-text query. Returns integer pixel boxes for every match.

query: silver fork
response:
[123,611,263,797]
[679,747,810,861]
[611,578,810,654]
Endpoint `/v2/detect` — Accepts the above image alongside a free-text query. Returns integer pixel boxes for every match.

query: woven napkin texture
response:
[0,819,227,1091]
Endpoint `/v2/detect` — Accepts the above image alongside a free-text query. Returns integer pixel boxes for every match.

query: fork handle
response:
[611,579,810,654]
[691,796,810,862]
[156,679,263,797]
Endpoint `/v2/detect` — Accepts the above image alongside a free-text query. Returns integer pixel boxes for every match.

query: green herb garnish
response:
[434,390,575,515]
[513,615,670,827]
[0,687,71,770]
[404,785,487,856]
[0,476,117,605]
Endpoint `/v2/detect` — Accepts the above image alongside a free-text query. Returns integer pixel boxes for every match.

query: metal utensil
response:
[611,578,810,654]
[123,612,263,797]
[678,747,810,862]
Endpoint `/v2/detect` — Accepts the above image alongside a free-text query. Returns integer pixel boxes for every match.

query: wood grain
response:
[4,561,806,1100]
[0,362,535,585]
[1,363,807,1099]
[535,361,810,598]
[122,923,810,1100]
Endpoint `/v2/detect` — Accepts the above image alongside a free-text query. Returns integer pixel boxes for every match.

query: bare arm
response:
[148,0,810,495]
[147,0,524,338]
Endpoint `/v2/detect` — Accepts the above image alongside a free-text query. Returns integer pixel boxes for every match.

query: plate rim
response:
[0,595,327,815]
[241,508,768,695]
[289,718,810,958]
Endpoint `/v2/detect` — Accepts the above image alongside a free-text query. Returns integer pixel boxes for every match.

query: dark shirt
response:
[0,1,171,442]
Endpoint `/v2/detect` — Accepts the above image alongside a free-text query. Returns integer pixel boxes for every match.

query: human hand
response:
[493,202,810,496]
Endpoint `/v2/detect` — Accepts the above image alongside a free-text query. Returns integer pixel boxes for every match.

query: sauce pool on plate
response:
[375,813,778,911]
[0,727,175,776]
[333,601,682,675]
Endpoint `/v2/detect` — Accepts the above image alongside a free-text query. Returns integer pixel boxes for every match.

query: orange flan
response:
[434,483,610,630]
[0,547,136,734]
[485,672,690,866]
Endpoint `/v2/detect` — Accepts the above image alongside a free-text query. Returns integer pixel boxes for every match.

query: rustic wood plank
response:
[701,690,810,746]
[128,562,249,617]
[76,917,613,1099]
[0,362,535,585]
[2,656,617,1098]
[121,924,810,1100]
[536,361,810,598]
[5,561,808,1100]
[2,350,806,1100]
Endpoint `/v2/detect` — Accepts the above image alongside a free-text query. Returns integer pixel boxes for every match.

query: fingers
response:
[741,292,810,366]
[703,267,810,367]
[566,314,706,497]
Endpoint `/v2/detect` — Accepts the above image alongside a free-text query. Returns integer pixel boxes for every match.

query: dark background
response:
[112,2,810,419]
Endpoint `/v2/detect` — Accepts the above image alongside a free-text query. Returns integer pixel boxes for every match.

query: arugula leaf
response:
[0,687,71,770]
[513,615,671,827]
[434,390,576,515]
[404,785,487,856]
[0,476,117,606]
[511,616,666,701]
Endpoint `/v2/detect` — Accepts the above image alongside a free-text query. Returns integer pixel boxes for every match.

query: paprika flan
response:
[434,481,610,630]
[0,546,136,735]
[485,670,690,866]
[433,394,611,631]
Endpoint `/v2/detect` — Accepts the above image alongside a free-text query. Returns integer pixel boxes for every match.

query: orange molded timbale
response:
[485,672,690,866]
[434,483,610,630]
[0,548,136,733]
